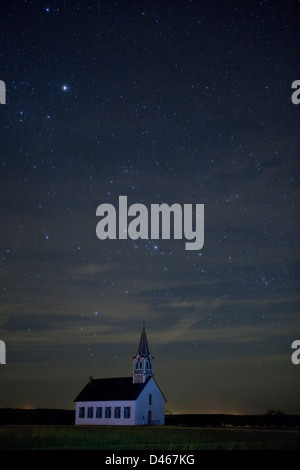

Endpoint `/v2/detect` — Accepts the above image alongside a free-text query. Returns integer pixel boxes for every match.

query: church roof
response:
[136,325,151,357]
[74,377,151,402]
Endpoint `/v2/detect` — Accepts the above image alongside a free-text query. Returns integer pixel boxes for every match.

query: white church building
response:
[74,325,166,425]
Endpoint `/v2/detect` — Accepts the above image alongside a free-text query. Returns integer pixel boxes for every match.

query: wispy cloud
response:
[66,263,113,276]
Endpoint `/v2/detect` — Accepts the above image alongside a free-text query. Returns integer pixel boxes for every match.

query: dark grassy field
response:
[0,425,299,450]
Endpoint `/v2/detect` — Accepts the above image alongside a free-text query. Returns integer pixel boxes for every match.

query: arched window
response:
[135,361,139,370]
[149,393,152,405]
[149,361,152,370]
[139,361,142,369]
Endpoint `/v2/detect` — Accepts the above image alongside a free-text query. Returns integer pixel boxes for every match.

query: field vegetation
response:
[0,425,299,450]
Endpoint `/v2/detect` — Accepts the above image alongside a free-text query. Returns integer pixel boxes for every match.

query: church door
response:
[147,410,152,425]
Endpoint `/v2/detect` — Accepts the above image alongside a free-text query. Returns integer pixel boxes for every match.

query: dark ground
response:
[0,408,299,428]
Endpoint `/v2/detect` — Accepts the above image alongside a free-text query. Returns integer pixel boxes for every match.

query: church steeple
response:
[137,323,150,357]
[133,323,154,384]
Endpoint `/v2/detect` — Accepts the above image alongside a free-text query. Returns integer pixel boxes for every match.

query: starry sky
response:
[0,0,299,414]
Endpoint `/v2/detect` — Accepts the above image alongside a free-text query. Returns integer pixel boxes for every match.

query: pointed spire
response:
[133,322,154,383]
[137,322,150,357]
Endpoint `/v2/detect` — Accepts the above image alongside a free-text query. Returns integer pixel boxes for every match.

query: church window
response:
[105,407,111,418]
[96,407,102,418]
[135,361,139,369]
[79,407,85,418]
[149,393,152,405]
[114,407,121,419]
[124,406,131,419]
[87,407,93,418]
[139,361,142,369]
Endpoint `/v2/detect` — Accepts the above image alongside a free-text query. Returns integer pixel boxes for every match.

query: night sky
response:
[0,0,299,415]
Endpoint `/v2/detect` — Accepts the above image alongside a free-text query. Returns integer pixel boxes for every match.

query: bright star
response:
[62,85,68,91]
